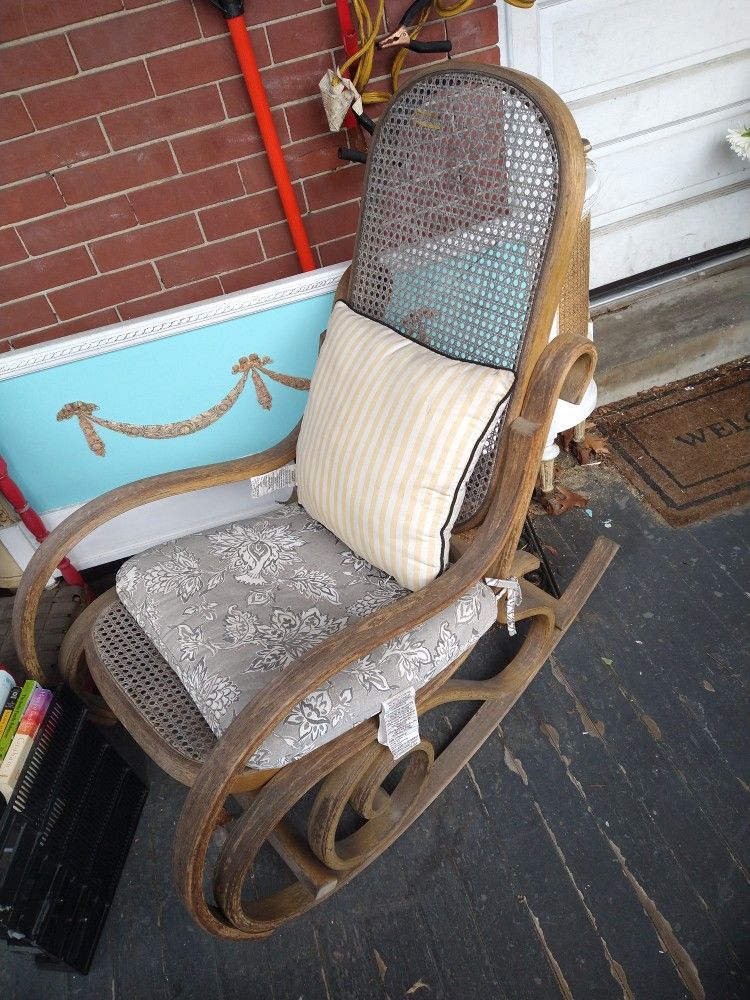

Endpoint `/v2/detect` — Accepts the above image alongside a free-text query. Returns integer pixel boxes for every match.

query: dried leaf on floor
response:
[406,980,430,995]
[373,948,388,981]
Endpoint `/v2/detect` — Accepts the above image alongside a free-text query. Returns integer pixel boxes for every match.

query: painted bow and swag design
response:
[57,354,310,457]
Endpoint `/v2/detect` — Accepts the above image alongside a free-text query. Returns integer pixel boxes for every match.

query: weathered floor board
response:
[2,470,748,999]
[448,731,628,999]
[541,483,750,872]
[523,662,747,990]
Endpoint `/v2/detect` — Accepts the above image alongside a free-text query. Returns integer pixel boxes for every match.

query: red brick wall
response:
[0,0,499,351]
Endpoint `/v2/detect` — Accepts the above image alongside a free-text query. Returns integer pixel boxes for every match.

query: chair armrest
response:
[13,424,300,681]
[483,332,596,574]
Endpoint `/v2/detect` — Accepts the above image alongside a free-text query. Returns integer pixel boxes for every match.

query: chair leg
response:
[539,438,559,497]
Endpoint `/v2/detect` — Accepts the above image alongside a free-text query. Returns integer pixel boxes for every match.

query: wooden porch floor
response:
[2,466,748,999]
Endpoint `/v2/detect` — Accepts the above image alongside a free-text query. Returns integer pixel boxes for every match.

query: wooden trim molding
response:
[0,263,348,382]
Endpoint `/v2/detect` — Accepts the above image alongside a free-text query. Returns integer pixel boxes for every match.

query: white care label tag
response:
[485,576,522,636]
[249,462,296,499]
[377,686,420,761]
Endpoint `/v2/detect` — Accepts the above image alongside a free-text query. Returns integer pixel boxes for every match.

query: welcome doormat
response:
[597,358,750,526]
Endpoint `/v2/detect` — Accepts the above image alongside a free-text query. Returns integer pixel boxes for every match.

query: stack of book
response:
[0,676,53,807]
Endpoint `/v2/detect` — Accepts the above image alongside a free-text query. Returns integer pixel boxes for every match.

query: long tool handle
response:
[226,15,316,272]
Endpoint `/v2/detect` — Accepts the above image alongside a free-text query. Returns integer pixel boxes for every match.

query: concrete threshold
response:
[592,256,750,405]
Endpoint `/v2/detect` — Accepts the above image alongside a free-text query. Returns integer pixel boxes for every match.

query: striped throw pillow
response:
[296,301,515,591]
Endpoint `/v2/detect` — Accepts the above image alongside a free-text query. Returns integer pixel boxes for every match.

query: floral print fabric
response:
[116,502,497,768]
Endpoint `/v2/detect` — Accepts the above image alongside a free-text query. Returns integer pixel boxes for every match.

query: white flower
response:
[726,127,750,160]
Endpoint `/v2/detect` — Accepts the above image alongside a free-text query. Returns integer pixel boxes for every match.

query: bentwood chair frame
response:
[13,62,617,939]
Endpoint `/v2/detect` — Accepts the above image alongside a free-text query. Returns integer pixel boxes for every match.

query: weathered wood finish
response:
[12,64,616,940]
[12,424,300,683]
[59,590,117,725]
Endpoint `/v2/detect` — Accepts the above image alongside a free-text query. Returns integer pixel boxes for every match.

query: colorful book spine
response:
[0,687,52,801]
[0,663,16,710]
[0,686,21,744]
[0,670,14,713]
[0,680,38,762]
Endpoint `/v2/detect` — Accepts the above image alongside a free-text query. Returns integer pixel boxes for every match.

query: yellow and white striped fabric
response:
[296,301,515,591]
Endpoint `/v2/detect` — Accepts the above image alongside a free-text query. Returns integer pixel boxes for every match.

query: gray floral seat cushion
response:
[115,502,497,769]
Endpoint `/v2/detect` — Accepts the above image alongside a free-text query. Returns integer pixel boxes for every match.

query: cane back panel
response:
[348,64,561,525]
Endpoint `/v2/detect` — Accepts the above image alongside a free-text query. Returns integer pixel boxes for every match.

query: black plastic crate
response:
[0,686,147,974]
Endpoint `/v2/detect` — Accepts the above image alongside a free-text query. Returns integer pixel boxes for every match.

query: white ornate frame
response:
[0,263,347,382]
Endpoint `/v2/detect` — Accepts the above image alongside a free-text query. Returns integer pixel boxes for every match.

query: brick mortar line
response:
[1,128,357,218]
[256,228,271,259]
[3,242,320,343]
[153,257,167,292]
[0,0,329,50]
[13,226,33,258]
[6,212,347,272]
[0,74,341,163]
[316,231,357,250]
[0,0,182,48]
[3,2,490,103]
[3,246,334,330]
[0,197,360,308]
[0,146,351,229]
[235,160,249,197]
[4,300,115,348]
[1,35,343,101]
[193,210,210,244]
[1,77,369,165]
[215,77,231,123]
[45,292,60,326]
[2,207,211,282]
[97,113,115,156]
[1,79,230,146]
[141,57,160,101]
[165,139,182,178]
[64,30,83,74]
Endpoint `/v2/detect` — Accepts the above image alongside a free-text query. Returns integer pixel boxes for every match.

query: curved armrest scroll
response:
[13,424,300,681]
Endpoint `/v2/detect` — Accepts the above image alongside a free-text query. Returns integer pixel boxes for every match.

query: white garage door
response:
[500,0,750,288]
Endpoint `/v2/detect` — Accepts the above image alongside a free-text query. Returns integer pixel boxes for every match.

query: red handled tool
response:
[0,455,93,600]
[210,0,316,272]
[335,0,360,129]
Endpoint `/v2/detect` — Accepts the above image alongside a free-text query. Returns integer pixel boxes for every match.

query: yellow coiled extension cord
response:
[338,0,534,108]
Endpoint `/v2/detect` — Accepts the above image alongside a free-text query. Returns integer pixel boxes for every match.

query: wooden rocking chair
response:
[13,63,618,940]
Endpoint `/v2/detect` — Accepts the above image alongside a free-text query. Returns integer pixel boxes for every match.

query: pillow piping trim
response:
[341,299,516,375]
[436,381,515,577]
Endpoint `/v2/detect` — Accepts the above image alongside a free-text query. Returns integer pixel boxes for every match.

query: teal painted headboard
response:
[0,267,344,514]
